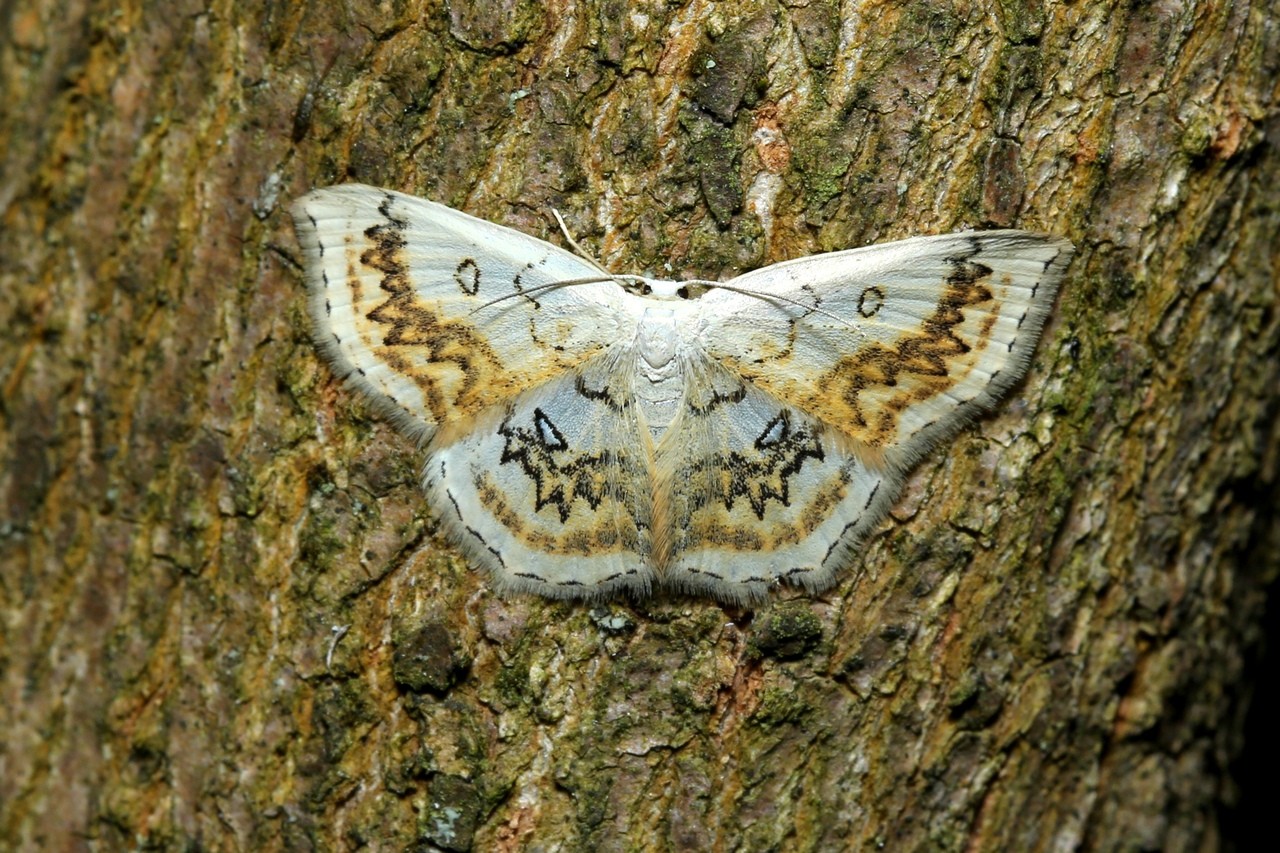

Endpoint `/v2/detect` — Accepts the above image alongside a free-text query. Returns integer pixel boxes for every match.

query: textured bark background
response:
[2,0,1277,849]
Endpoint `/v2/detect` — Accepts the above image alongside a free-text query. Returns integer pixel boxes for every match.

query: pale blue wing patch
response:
[423,351,656,599]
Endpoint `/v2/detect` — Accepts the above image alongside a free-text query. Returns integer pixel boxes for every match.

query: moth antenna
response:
[704,281,862,333]
[551,208,610,275]
[469,275,624,314]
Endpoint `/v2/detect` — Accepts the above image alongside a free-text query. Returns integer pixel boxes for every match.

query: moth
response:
[291,185,1072,603]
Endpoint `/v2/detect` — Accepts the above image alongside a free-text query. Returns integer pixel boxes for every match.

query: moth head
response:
[616,275,715,301]
[616,275,680,300]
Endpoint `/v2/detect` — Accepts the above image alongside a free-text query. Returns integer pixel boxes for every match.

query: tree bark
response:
[2,0,1277,850]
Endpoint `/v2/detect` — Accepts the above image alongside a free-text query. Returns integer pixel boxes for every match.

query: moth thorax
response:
[637,308,679,369]
[635,308,684,438]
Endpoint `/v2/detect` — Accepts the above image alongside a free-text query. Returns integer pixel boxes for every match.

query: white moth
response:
[291,184,1072,604]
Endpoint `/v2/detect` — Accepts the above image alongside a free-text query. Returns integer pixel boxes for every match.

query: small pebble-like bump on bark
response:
[392,620,471,695]
[750,602,823,660]
[421,774,481,852]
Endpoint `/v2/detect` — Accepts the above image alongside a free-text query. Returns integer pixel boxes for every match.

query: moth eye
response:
[676,286,690,299]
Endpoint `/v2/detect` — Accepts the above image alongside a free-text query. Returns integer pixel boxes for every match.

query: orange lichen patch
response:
[752,104,792,173]
[1072,111,1108,167]
[1210,111,1250,160]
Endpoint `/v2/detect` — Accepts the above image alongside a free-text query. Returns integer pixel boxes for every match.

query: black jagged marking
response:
[446,489,464,521]
[512,262,543,309]
[325,297,332,316]
[514,572,545,582]
[791,283,824,323]
[823,499,872,564]
[498,411,630,524]
[533,409,568,450]
[942,236,993,290]
[358,197,507,421]
[687,380,748,416]
[825,242,1000,444]
[455,258,481,295]
[755,412,789,449]
[740,576,769,584]
[1034,247,1063,293]
[944,245,994,290]
[377,193,409,228]
[306,213,323,258]
[557,579,585,587]
[823,519,859,564]
[857,286,886,318]
[948,260,994,289]
[362,204,410,290]
[863,481,881,510]
[944,234,982,264]
[687,411,826,520]
[574,373,626,413]
[603,572,624,582]
[461,524,506,568]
